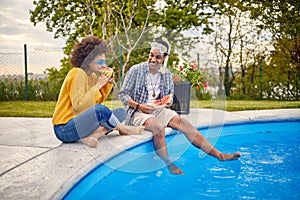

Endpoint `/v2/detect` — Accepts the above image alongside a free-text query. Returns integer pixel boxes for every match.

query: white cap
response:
[150,42,168,55]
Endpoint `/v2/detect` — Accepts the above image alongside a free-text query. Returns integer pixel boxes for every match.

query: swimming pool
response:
[64,120,300,199]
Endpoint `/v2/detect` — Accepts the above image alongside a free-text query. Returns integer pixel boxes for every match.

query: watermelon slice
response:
[152,94,172,107]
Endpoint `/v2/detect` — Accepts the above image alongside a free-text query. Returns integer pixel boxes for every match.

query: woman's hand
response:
[96,74,110,89]
[107,72,114,83]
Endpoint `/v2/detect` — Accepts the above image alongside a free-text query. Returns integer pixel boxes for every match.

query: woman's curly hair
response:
[70,36,109,69]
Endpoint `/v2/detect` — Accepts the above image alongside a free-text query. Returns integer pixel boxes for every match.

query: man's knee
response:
[168,115,182,128]
[145,117,164,133]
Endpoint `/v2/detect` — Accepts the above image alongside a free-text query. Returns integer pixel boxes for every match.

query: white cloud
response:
[0,0,65,51]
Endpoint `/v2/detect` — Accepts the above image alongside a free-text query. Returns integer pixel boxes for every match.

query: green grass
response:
[223,100,300,111]
[0,101,57,118]
[0,100,299,118]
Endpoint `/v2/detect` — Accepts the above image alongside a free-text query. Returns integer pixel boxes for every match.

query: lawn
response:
[0,100,299,118]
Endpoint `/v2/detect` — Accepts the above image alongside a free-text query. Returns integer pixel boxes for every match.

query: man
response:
[118,39,241,174]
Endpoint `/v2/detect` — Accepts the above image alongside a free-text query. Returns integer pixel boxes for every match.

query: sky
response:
[0,0,66,75]
[0,0,65,51]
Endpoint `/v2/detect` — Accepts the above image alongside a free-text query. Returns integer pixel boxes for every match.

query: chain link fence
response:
[0,45,63,76]
[0,45,64,101]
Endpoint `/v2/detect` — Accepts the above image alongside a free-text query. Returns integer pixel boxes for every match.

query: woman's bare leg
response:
[168,116,241,160]
[81,126,107,148]
[144,117,184,175]
[82,123,144,147]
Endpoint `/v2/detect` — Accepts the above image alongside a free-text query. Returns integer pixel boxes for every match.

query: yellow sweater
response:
[52,68,113,125]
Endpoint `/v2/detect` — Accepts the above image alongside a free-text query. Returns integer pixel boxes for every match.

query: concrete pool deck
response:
[0,108,299,200]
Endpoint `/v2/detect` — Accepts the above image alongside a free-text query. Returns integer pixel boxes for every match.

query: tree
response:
[205,0,300,100]
[30,0,219,85]
[209,2,262,97]
[30,0,155,82]
[244,0,300,99]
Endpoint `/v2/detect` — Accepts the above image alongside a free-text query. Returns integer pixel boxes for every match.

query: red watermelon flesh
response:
[153,94,172,106]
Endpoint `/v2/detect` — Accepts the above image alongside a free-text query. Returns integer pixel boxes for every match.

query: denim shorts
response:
[53,105,126,143]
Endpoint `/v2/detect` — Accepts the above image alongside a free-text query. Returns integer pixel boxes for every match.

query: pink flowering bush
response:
[173,60,209,99]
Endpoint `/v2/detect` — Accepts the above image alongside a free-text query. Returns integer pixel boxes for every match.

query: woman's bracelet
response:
[136,103,139,110]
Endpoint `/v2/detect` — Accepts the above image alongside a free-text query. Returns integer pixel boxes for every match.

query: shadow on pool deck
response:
[0,108,299,200]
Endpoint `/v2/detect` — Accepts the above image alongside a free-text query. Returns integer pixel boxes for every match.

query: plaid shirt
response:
[118,62,174,125]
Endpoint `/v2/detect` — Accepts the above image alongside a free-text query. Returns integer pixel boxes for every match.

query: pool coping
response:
[0,108,299,199]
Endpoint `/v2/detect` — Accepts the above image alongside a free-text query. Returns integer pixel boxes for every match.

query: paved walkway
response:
[0,108,299,200]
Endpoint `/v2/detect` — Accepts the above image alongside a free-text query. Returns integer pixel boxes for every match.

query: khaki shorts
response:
[132,107,178,127]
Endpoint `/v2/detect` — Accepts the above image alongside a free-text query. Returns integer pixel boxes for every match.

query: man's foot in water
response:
[218,152,242,161]
[167,163,184,175]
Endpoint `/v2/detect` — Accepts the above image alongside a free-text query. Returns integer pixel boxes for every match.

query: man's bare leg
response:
[168,116,241,161]
[81,126,108,148]
[144,117,184,175]
[114,123,145,135]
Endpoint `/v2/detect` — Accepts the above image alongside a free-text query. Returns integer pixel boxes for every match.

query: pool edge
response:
[0,109,298,200]
[55,108,300,200]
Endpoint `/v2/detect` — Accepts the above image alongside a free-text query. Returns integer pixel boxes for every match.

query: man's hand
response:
[138,104,157,114]
[165,94,173,106]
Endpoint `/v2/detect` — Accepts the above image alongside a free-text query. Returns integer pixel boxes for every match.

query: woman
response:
[52,36,144,148]
[118,39,241,174]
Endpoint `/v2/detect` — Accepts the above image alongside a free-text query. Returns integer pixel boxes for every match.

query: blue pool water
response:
[64,120,300,199]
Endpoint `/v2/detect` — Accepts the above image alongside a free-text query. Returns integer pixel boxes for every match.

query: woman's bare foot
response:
[115,123,145,135]
[218,152,241,161]
[81,136,99,148]
[81,126,107,148]
[167,163,184,175]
